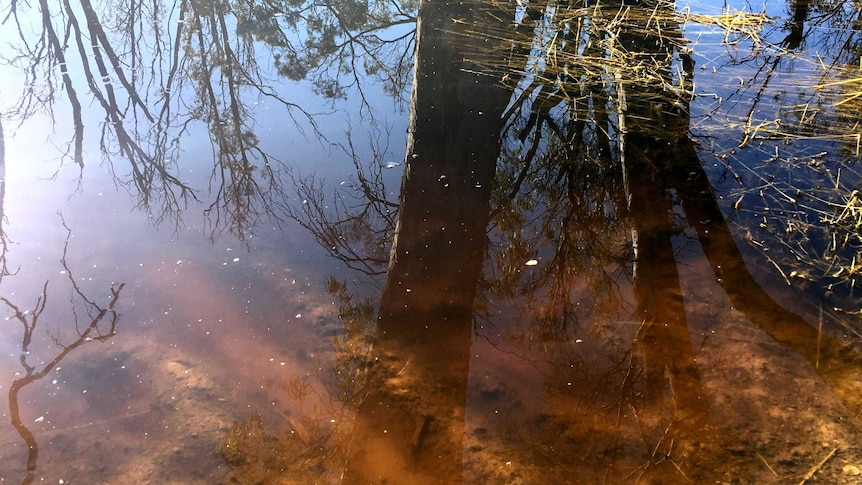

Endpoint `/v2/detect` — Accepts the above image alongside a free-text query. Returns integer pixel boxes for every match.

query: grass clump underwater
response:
[218,412,328,484]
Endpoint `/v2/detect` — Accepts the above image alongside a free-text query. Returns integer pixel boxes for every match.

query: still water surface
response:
[1,0,862,483]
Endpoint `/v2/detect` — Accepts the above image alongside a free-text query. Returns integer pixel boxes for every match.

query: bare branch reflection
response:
[1,0,414,238]
[0,115,14,281]
[284,130,398,275]
[1,221,124,485]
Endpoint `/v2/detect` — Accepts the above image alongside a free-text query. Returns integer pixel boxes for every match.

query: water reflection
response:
[1,0,414,239]
[4,0,862,482]
[1,223,124,485]
[0,117,10,280]
[287,0,862,483]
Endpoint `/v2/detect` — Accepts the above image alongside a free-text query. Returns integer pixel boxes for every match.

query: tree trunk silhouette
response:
[377,0,512,323]
[343,1,512,483]
[617,2,717,479]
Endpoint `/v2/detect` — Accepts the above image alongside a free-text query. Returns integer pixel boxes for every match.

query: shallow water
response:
[1,0,862,483]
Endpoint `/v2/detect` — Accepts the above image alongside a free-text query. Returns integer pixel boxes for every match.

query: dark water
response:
[1,0,862,483]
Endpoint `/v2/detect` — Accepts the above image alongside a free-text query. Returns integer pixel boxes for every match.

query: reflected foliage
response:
[0,0,415,239]
[3,0,191,210]
[5,0,862,481]
[0,117,12,281]
[479,0,693,340]
[234,0,417,101]
[679,0,862,308]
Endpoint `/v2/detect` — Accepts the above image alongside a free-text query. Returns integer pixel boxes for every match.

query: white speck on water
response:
[525,259,539,266]
[34,416,44,423]
[295,314,302,319]
[233,257,240,262]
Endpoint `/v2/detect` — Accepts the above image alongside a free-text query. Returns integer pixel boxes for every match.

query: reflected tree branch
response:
[0,114,14,281]
[1,221,124,485]
[284,130,397,275]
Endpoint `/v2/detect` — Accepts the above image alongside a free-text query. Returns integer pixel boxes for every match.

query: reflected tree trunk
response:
[617,1,716,480]
[343,0,512,483]
[626,150,717,482]
[378,0,512,321]
[624,106,722,479]
[668,138,862,415]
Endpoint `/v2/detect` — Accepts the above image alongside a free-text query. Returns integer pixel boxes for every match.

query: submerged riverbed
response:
[1,0,862,483]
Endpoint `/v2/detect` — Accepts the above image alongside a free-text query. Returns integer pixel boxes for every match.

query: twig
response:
[798,447,838,484]
[816,306,823,370]
[764,254,792,286]
[756,452,778,477]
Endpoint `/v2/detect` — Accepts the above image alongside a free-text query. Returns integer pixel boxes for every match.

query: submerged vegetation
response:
[217,277,377,483]
[218,412,327,484]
